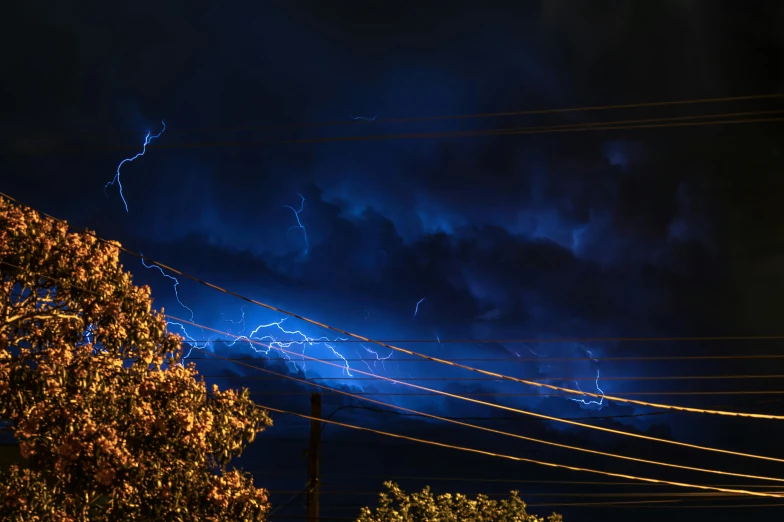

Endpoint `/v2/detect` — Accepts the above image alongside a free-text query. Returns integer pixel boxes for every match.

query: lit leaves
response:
[356,482,563,522]
[0,196,272,521]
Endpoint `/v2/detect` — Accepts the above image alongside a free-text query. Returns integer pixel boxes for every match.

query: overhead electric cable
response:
[208,374,784,382]
[4,249,784,477]
[19,92,784,139]
[4,191,784,419]
[16,111,784,154]
[186,336,784,343]
[199,349,784,483]
[247,391,784,397]
[180,317,784,465]
[255,403,784,499]
[189,355,784,362]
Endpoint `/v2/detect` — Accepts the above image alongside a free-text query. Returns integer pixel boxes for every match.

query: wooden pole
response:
[307,393,322,522]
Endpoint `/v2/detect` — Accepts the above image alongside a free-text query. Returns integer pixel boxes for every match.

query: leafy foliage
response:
[356,482,563,522]
[0,196,272,520]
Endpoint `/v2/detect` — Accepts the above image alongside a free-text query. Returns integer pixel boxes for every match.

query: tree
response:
[0,196,273,521]
[356,482,563,522]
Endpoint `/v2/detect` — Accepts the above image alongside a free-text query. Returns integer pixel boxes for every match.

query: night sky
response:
[2,1,784,520]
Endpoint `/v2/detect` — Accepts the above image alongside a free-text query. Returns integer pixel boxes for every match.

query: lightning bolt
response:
[361,344,392,372]
[141,254,195,321]
[104,121,165,212]
[569,347,605,408]
[524,344,541,356]
[166,320,209,360]
[283,193,309,256]
[357,349,376,374]
[414,297,426,317]
[223,306,247,335]
[140,253,208,361]
[349,112,379,122]
[228,317,354,376]
[569,370,605,408]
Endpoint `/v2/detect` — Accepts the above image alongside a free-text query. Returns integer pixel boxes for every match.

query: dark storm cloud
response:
[3,4,784,520]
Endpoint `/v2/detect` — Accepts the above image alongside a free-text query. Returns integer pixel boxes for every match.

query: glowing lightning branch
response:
[141,253,207,361]
[223,306,247,335]
[357,349,376,374]
[414,297,426,317]
[141,254,195,321]
[283,193,309,255]
[569,347,605,408]
[349,112,379,121]
[569,371,605,408]
[326,344,353,376]
[361,344,392,372]
[104,121,166,212]
[228,317,354,376]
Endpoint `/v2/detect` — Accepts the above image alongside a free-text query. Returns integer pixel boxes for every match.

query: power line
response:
[187,321,784,463]
[247,391,784,397]
[203,374,784,382]
[16,112,784,155]
[184,336,784,343]
[255,403,784,499]
[3,251,783,467]
[200,348,784,476]
[17,92,784,139]
[6,199,784,473]
[190,354,784,362]
[260,399,784,424]
[319,497,784,509]
[568,501,784,509]
[247,470,784,488]
[3,191,780,420]
[172,311,784,420]
[10,253,783,461]
[272,490,779,498]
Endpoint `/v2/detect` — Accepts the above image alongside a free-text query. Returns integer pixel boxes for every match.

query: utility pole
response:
[307,393,321,522]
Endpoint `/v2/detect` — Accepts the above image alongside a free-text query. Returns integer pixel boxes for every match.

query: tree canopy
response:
[0,196,272,521]
[356,482,563,522]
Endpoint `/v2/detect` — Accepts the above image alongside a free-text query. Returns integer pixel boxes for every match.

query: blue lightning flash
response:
[414,297,426,317]
[222,306,247,335]
[349,112,379,122]
[104,121,165,212]
[140,253,206,361]
[357,349,376,374]
[524,344,541,357]
[568,347,605,408]
[569,370,605,408]
[284,193,309,255]
[141,254,195,321]
[229,317,354,376]
[361,344,392,372]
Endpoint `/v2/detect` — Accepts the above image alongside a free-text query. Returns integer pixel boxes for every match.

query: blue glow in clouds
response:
[284,193,309,255]
[104,121,166,212]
